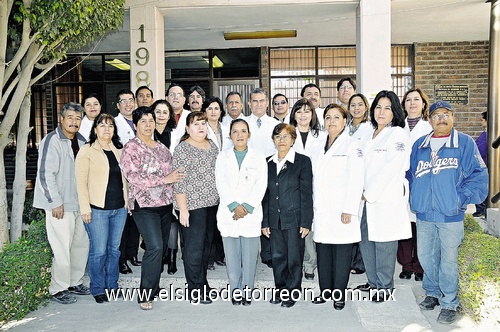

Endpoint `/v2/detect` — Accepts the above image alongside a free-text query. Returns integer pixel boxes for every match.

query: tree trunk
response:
[10,93,32,242]
[0,145,9,249]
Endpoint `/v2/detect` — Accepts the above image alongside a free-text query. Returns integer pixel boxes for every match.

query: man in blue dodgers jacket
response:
[409,101,488,324]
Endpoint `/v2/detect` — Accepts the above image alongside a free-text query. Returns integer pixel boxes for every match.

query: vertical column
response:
[129,5,165,98]
[488,0,500,223]
[356,0,391,100]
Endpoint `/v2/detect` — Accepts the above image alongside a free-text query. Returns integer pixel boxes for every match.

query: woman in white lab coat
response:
[215,119,267,306]
[311,103,364,310]
[289,97,326,280]
[203,96,230,151]
[356,90,411,302]
[397,88,433,282]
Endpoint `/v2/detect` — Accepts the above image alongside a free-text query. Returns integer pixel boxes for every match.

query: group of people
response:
[33,79,488,324]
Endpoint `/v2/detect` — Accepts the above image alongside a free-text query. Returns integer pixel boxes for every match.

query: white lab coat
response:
[246,114,280,158]
[171,109,191,147]
[312,130,364,244]
[78,116,93,142]
[215,148,268,238]
[293,129,327,158]
[207,122,231,151]
[404,117,433,221]
[360,126,412,242]
[115,113,135,144]
[351,121,374,142]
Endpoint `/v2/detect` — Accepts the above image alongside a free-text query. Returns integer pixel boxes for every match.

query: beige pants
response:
[45,211,89,294]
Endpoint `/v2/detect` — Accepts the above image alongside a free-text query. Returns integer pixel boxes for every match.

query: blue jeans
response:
[84,207,126,296]
[417,218,464,310]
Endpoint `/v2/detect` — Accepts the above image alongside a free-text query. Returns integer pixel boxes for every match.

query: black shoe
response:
[371,292,385,303]
[207,263,215,270]
[231,298,241,306]
[127,256,141,266]
[304,272,314,280]
[262,259,273,268]
[281,300,295,308]
[350,268,365,274]
[419,296,440,310]
[399,270,413,279]
[269,296,281,305]
[437,309,459,324]
[333,301,345,310]
[51,290,77,304]
[94,294,109,304]
[168,249,177,275]
[355,283,372,292]
[242,298,252,306]
[472,212,483,218]
[312,296,326,304]
[414,272,424,281]
[190,297,213,305]
[215,259,226,266]
[140,241,146,250]
[68,284,90,295]
[119,262,132,274]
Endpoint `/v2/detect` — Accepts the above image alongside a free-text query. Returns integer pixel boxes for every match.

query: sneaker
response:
[51,290,77,304]
[68,284,91,295]
[437,309,459,324]
[419,296,440,310]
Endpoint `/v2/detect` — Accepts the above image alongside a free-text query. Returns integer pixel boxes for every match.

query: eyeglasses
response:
[339,85,353,91]
[274,134,292,141]
[273,100,287,106]
[118,98,135,105]
[168,92,183,98]
[431,113,451,120]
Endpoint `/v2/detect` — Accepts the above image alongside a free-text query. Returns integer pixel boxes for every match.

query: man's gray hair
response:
[61,102,84,117]
[250,87,268,100]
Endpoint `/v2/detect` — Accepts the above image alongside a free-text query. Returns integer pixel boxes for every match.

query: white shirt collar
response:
[269,148,296,164]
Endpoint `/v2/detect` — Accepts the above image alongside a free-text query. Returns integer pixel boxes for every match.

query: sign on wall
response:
[434,84,469,105]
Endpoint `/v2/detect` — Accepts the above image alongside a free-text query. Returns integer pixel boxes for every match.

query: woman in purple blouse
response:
[121,106,184,310]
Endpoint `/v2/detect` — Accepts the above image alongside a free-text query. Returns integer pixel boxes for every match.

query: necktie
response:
[257,118,262,128]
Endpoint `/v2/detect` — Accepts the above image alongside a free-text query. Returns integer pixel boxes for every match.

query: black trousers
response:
[316,242,353,301]
[119,213,140,263]
[180,205,217,294]
[270,226,305,293]
[350,243,365,271]
[208,205,225,264]
[132,202,172,302]
[260,235,272,262]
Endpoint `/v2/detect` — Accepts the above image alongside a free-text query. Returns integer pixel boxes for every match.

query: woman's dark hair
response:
[369,90,405,129]
[82,92,103,107]
[179,111,209,142]
[323,103,349,120]
[347,93,370,123]
[271,123,297,141]
[88,113,123,149]
[402,88,430,120]
[289,98,321,137]
[151,99,176,129]
[201,96,226,122]
[132,106,155,126]
[229,118,250,133]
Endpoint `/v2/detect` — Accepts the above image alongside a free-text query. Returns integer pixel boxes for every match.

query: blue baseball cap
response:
[429,100,453,115]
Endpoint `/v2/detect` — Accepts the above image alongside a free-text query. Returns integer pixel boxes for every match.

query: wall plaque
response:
[434,84,468,105]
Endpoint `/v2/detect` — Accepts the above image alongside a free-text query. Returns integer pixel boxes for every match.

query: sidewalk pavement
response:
[2,255,484,332]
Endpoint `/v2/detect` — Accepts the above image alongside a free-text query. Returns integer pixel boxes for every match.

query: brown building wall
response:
[414,41,489,139]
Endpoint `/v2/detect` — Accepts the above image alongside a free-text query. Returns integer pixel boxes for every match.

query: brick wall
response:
[415,41,489,139]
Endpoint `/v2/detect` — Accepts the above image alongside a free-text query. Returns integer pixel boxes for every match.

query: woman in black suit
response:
[262,123,313,308]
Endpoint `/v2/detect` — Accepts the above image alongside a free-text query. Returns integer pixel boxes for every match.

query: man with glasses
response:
[410,101,488,324]
[336,77,357,108]
[187,85,205,112]
[115,89,137,145]
[222,91,245,127]
[272,93,290,123]
[300,83,324,129]
[114,89,141,274]
[246,88,280,269]
[166,83,190,143]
